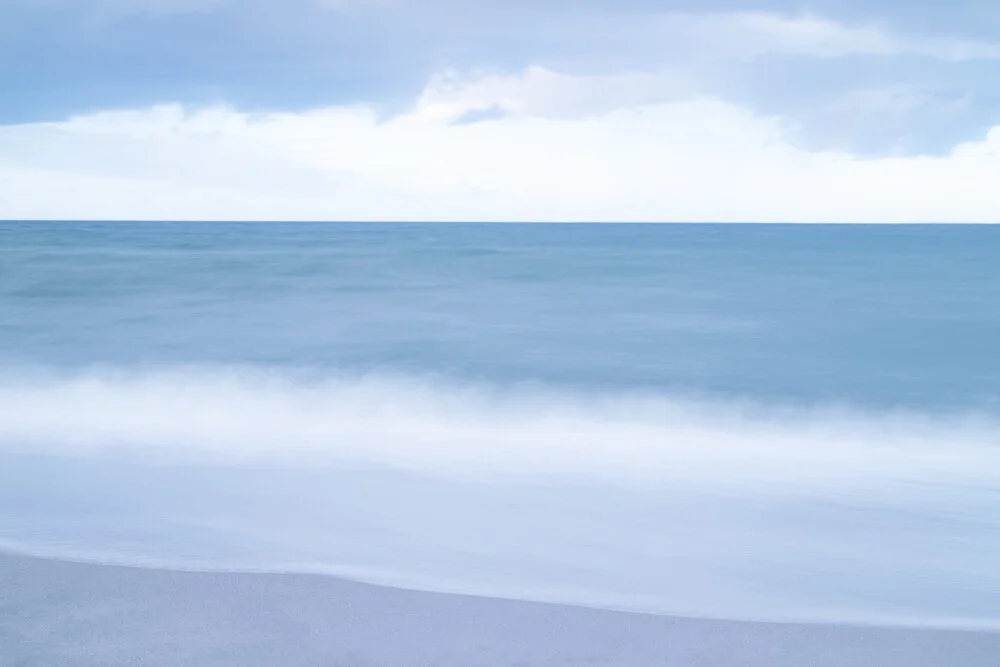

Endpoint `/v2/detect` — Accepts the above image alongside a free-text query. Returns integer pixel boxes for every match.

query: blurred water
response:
[4,222,1000,404]
[2,221,999,627]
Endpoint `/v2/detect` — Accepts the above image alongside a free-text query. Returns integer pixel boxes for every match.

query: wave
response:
[1,366,998,491]
[4,366,1000,627]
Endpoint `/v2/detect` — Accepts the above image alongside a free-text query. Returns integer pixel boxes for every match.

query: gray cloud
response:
[4,1,1000,154]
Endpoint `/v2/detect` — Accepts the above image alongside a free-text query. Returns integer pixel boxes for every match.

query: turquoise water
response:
[2,221,1000,627]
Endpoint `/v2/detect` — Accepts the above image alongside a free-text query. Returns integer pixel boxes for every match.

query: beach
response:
[4,551,1000,666]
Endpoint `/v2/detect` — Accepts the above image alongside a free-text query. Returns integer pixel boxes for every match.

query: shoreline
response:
[3,550,1000,666]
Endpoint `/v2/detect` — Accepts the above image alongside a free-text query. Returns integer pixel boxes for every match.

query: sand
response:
[2,551,998,666]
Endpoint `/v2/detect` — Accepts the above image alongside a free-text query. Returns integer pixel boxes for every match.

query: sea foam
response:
[2,366,1000,627]
[1,366,997,491]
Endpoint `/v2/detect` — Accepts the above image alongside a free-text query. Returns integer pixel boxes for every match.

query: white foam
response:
[1,366,997,493]
[4,367,1000,626]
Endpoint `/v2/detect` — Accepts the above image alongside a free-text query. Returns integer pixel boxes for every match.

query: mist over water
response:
[2,222,1000,627]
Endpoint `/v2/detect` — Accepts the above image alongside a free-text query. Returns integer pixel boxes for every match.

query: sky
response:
[2,0,1000,222]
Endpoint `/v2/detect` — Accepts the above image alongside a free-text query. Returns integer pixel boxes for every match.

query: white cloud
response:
[412,66,695,122]
[1,67,1000,222]
[657,11,1000,61]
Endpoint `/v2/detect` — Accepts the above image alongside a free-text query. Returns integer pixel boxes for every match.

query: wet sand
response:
[2,551,999,666]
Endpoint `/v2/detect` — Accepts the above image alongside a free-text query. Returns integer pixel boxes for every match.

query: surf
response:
[2,366,1000,628]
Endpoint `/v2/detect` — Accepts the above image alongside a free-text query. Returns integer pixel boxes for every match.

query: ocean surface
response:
[2,221,1000,628]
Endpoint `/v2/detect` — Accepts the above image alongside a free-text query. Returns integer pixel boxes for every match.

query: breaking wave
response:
[4,366,1000,628]
[2,365,998,492]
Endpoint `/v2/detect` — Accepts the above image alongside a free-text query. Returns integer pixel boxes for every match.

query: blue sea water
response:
[2,221,1000,627]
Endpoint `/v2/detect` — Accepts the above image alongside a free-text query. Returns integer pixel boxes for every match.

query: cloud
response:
[656,11,1000,61]
[2,67,1000,222]
[411,67,695,122]
[5,3,999,154]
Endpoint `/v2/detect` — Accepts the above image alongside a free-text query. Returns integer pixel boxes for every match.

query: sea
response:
[2,221,999,629]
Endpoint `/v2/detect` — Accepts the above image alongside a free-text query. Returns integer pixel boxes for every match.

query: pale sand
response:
[2,551,999,666]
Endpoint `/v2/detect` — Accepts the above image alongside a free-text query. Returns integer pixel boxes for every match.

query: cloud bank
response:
[657,12,1000,61]
[2,65,999,222]
[3,8,1000,222]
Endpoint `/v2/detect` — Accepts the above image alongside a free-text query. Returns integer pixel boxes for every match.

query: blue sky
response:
[2,0,1000,221]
